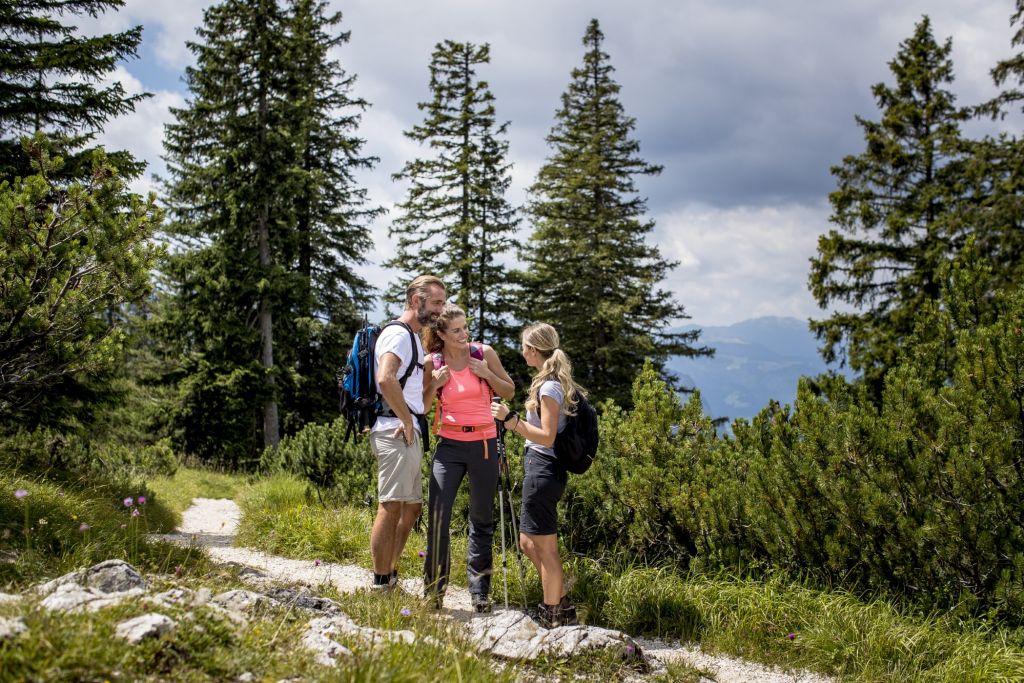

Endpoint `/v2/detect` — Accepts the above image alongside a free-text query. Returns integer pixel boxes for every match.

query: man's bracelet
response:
[502,410,519,426]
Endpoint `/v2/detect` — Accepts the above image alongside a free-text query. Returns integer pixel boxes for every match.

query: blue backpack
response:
[338,320,419,442]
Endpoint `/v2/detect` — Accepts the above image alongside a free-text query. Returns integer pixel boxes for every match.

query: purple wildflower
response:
[137,495,146,505]
[314,559,322,567]
[625,644,635,656]
[400,608,411,617]
[123,497,133,507]
[787,633,796,640]
[79,522,90,532]
[14,489,28,499]
[131,508,140,517]
[418,551,425,558]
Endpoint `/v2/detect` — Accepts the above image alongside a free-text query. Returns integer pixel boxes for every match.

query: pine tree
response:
[521,19,710,407]
[160,0,378,464]
[808,17,970,393]
[0,135,160,427]
[278,0,382,425]
[0,0,147,180]
[387,40,519,343]
[965,1,1024,299]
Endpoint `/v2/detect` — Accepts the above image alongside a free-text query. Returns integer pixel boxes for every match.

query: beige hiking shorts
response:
[369,431,423,503]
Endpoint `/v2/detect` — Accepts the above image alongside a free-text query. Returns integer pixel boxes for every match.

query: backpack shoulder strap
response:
[380,321,422,389]
[469,343,485,360]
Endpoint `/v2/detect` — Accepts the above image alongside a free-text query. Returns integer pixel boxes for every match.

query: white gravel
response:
[157,498,834,683]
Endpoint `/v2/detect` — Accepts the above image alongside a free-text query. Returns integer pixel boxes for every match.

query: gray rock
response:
[0,592,21,604]
[0,617,27,640]
[115,613,175,644]
[237,673,256,682]
[39,582,144,613]
[262,587,340,614]
[149,587,196,608]
[211,589,270,613]
[466,610,644,662]
[38,559,145,598]
[86,559,145,593]
[302,615,418,666]
[301,622,353,667]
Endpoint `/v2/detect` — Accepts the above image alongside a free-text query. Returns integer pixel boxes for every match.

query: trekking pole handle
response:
[492,396,506,438]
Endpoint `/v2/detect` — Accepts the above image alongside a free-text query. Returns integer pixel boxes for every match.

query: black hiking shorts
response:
[519,447,567,536]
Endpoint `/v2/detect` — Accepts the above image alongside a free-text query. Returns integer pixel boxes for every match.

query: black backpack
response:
[338,320,419,442]
[553,392,599,474]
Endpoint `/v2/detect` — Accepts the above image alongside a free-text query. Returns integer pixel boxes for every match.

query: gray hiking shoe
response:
[471,593,493,613]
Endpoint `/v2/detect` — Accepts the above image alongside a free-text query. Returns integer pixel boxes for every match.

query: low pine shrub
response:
[261,417,375,505]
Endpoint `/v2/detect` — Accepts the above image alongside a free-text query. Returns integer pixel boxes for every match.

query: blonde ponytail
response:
[522,323,584,417]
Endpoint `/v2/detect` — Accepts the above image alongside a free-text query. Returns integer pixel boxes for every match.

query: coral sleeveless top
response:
[437,363,497,441]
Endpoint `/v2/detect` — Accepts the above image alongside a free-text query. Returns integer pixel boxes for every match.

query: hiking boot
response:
[534,600,578,628]
[534,602,558,629]
[558,595,578,626]
[471,593,493,613]
[370,572,393,592]
[389,569,399,589]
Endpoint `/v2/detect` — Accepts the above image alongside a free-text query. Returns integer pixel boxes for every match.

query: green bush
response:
[560,362,715,566]
[695,249,1024,621]
[261,417,375,505]
[558,247,1024,623]
[0,429,178,480]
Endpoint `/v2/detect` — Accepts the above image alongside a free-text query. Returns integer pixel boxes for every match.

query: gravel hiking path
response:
[154,498,833,683]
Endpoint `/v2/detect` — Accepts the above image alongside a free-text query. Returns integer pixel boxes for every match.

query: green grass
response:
[0,565,533,682]
[564,562,1024,682]
[233,477,1024,682]
[234,473,546,606]
[0,469,204,592]
[0,559,651,682]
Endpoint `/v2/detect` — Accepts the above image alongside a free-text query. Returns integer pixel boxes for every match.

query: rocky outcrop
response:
[115,613,176,644]
[301,615,420,667]
[0,616,27,640]
[37,560,146,613]
[466,609,643,662]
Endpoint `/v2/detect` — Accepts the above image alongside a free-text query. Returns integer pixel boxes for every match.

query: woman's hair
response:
[422,303,466,354]
[523,322,583,417]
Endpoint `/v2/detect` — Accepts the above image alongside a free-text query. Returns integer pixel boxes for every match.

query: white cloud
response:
[93,66,184,195]
[657,202,829,326]
[63,0,1024,327]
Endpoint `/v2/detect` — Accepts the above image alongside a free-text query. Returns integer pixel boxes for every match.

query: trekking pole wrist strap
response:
[501,411,518,426]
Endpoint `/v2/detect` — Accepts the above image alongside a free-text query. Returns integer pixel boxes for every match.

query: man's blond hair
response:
[406,275,445,308]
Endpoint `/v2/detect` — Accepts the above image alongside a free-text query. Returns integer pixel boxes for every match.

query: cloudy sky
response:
[82,0,1020,327]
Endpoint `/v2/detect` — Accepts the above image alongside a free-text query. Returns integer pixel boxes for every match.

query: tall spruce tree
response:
[279,0,381,426]
[808,17,970,393]
[387,40,518,343]
[0,0,147,180]
[966,0,1024,298]
[160,0,378,464]
[521,19,709,407]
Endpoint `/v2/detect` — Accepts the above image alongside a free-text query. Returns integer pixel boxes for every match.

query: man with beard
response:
[369,275,447,591]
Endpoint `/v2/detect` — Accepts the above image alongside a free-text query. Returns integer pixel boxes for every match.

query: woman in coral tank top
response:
[421,303,514,611]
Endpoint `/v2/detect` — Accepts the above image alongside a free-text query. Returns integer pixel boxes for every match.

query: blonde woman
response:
[490,322,581,628]
[422,304,514,612]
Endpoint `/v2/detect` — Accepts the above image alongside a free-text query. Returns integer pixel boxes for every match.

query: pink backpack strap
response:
[469,343,485,360]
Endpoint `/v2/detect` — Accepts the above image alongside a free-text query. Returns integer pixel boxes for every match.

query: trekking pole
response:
[493,397,510,609]
[493,398,528,610]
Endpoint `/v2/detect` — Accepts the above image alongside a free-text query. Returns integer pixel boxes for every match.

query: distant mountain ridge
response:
[665,316,847,424]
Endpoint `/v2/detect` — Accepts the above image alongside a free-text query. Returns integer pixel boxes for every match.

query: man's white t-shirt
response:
[371,322,425,435]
